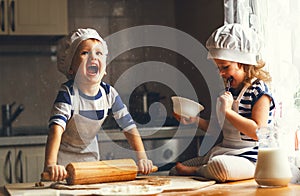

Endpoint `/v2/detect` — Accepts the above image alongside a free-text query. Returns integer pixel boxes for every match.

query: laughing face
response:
[69,39,107,85]
[214,59,245,89]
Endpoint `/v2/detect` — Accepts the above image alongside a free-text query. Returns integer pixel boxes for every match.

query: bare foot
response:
[175,162,198,176]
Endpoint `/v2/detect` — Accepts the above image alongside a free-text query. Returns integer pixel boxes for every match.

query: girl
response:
[170,24,275,182]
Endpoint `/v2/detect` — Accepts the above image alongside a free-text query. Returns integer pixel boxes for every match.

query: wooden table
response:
[1,179,300,196]
[158,179,300,196]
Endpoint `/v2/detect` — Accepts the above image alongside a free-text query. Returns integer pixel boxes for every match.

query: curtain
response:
[224,0,259,31]
[224,0,300,156]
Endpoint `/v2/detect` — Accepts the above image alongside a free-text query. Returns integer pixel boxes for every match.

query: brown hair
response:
[242,60,272,86]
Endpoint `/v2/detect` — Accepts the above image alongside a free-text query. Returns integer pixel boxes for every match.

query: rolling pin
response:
[41,159,158,185]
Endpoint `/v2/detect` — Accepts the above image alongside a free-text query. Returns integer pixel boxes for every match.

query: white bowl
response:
[171,96,204,118]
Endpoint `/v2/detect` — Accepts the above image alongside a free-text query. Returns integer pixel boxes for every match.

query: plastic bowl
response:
[171,96,204,118]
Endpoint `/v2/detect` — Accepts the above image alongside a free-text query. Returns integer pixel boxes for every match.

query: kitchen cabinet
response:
[0,0,68,35]
[0,145,45,186]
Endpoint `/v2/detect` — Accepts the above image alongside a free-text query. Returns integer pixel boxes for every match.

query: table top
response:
[158,179,300,196]
[1,179,300,196]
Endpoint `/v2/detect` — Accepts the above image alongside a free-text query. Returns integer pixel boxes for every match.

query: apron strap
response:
[99,85,109,117]
[232,78,257,112]
[73,85,80,115]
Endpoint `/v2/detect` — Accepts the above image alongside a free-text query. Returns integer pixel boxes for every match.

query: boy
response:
[44,28,153,181]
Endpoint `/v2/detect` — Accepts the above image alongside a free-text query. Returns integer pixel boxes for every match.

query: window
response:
[224,0,300,155]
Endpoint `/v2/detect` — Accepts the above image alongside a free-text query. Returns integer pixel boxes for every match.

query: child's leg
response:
[169,156,206,176]
[197,155,255,182]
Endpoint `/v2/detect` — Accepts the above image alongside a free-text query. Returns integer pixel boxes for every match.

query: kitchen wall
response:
[0,0,223,134]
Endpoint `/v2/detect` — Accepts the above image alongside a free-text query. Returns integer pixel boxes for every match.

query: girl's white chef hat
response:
[57,28,108,79]
[206,23,261,66]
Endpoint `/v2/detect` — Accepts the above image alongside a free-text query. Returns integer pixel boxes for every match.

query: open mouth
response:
[87,65,98,74]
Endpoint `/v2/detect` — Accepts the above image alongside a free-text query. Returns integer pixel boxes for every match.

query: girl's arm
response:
[123,127,153,174]
[44,124,67,181]
[224,94,271,140]
[174,113,209,131]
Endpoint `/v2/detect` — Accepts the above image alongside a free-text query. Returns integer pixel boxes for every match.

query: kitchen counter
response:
[1,178,300,196]
[0,126,205,147]
[0,135,48,147]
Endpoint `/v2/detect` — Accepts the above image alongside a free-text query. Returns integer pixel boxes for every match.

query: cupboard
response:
[0,0,67,35]
[0,145,45,186]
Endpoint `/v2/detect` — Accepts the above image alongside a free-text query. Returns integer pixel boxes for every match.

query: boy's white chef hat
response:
[57,28,108,79]
[206,23,261,65]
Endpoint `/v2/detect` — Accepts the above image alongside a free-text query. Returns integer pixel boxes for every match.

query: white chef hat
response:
[206,23,261,65]
[57,28,108,79]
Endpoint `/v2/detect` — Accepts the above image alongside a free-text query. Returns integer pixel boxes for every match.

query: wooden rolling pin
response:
[41,159,158,185]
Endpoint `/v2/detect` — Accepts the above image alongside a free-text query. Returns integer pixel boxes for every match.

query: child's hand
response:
[45,164,68,181]
[218,91,234,112]
[137,159,153,175]
[173,112,199,125]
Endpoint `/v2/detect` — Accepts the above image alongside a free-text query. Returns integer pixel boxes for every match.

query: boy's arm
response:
[44,124,67,181]
[123,127,153,174]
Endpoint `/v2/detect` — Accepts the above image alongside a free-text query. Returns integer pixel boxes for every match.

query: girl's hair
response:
[242,60,272,86]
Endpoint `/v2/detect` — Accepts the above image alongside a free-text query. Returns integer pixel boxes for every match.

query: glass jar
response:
[254,126,292,187]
